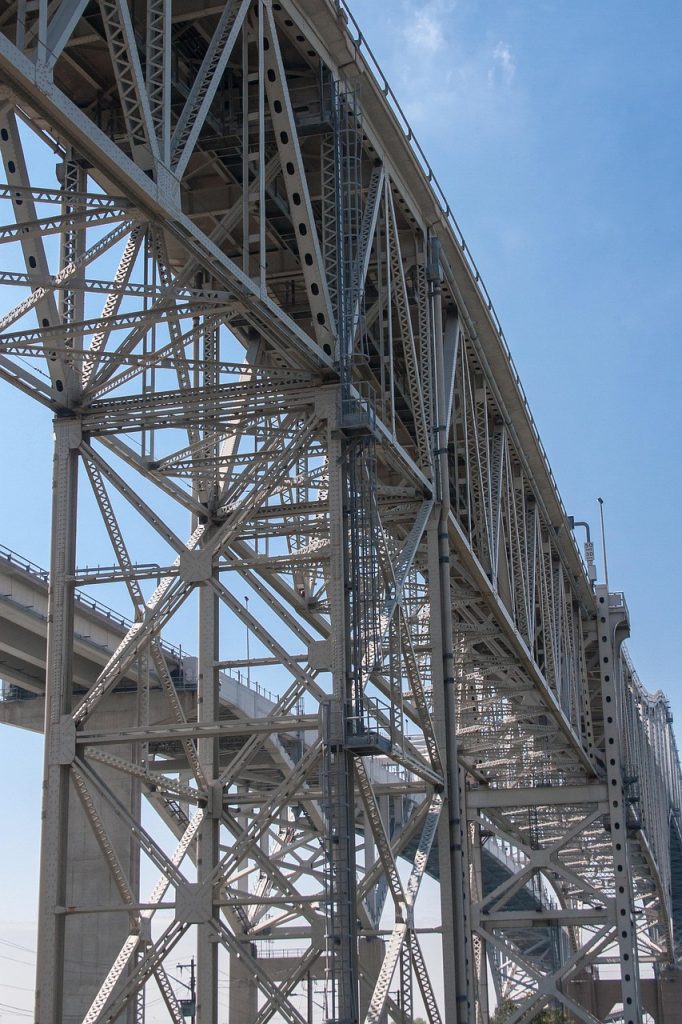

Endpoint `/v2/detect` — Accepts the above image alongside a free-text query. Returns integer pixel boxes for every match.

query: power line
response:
[0,953,34,967]
[0,1001,33,1018]
[0,938,36,955]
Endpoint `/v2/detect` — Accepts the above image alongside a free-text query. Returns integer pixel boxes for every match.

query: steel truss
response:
[0,2,679,1024]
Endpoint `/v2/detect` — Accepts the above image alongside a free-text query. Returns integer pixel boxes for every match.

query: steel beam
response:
[35,418,79,1023]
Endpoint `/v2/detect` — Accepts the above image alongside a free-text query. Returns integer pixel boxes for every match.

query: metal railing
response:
[0,543,282,703]
[225,668,278,706]
[0,543,49,582]
[0,682,38,702]
[255,945,310,959]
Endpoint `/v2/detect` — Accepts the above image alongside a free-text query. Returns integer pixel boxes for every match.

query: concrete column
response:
[656,967,682,1023]
[14,691,141,1024]
[229,941,258,1024]
[63,698,141,1024]
[359,937,387,1024]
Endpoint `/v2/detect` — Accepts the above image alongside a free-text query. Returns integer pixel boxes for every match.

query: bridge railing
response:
[0,542,49,582]
[0,543,184,665]
[620,645,682,934]
[0,682,38,702]
[0,543,284,705]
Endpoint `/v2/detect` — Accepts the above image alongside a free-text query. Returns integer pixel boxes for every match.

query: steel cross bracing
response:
[0,2,680,1024]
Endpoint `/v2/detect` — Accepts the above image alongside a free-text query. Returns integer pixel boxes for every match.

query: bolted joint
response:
[207,781,224,819]
[54,413,82,449]
[49,714,76,765]
[175,881,213,925]
[179,547,213,584]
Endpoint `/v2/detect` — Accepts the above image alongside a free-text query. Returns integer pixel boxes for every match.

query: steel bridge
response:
[0,2,680,1023]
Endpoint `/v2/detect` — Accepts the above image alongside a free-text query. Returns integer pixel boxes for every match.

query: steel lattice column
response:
[36,417,79,1023]
[428,241,474,1023]
[595,585,643,1024]
[196,571,220,1019]
[326,415,361,1024]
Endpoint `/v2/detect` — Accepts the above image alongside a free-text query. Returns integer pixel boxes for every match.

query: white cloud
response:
[408,10,445,52]
[491,41,517,87]
[400,0,454,54]
[371,3,523,148]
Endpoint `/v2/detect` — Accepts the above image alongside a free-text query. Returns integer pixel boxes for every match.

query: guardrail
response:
[0,682,38,702]
[0,542,281,703]
[226,667,278,706]
[619,645,682,938]
[256,945,310,959]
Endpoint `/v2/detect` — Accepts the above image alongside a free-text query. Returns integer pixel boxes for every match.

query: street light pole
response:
[597,496,610,592]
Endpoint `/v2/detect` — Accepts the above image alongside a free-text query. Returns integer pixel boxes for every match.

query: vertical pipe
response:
[385,180,395,439]
[597,497,609,591]
[242,19,249,277]
[197,305,220,1019]
[37,0,48,62]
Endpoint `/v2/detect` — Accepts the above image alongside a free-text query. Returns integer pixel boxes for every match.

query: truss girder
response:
[0,3,678,1023]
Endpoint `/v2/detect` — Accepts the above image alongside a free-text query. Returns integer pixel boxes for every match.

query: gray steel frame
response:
[0,2,679,1023]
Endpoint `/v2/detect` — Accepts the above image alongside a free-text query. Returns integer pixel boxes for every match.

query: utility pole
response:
[176,958,196,1023]
[597,496,610,591]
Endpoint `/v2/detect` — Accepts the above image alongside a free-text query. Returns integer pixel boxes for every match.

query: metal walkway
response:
[0,2,680,1022]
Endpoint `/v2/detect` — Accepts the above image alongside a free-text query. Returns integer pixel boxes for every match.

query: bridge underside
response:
[0,550,567,1009]
[0,2,680,1024]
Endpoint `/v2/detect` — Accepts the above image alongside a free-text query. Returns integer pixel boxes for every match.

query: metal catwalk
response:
[0,2,680,1023]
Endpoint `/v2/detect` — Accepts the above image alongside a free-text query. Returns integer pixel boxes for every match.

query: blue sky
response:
[0,0,680,1015]
[345,0,682,701]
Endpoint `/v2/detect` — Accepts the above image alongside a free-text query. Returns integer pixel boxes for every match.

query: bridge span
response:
[0,1,680,1023]
[1,542,584,1013]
